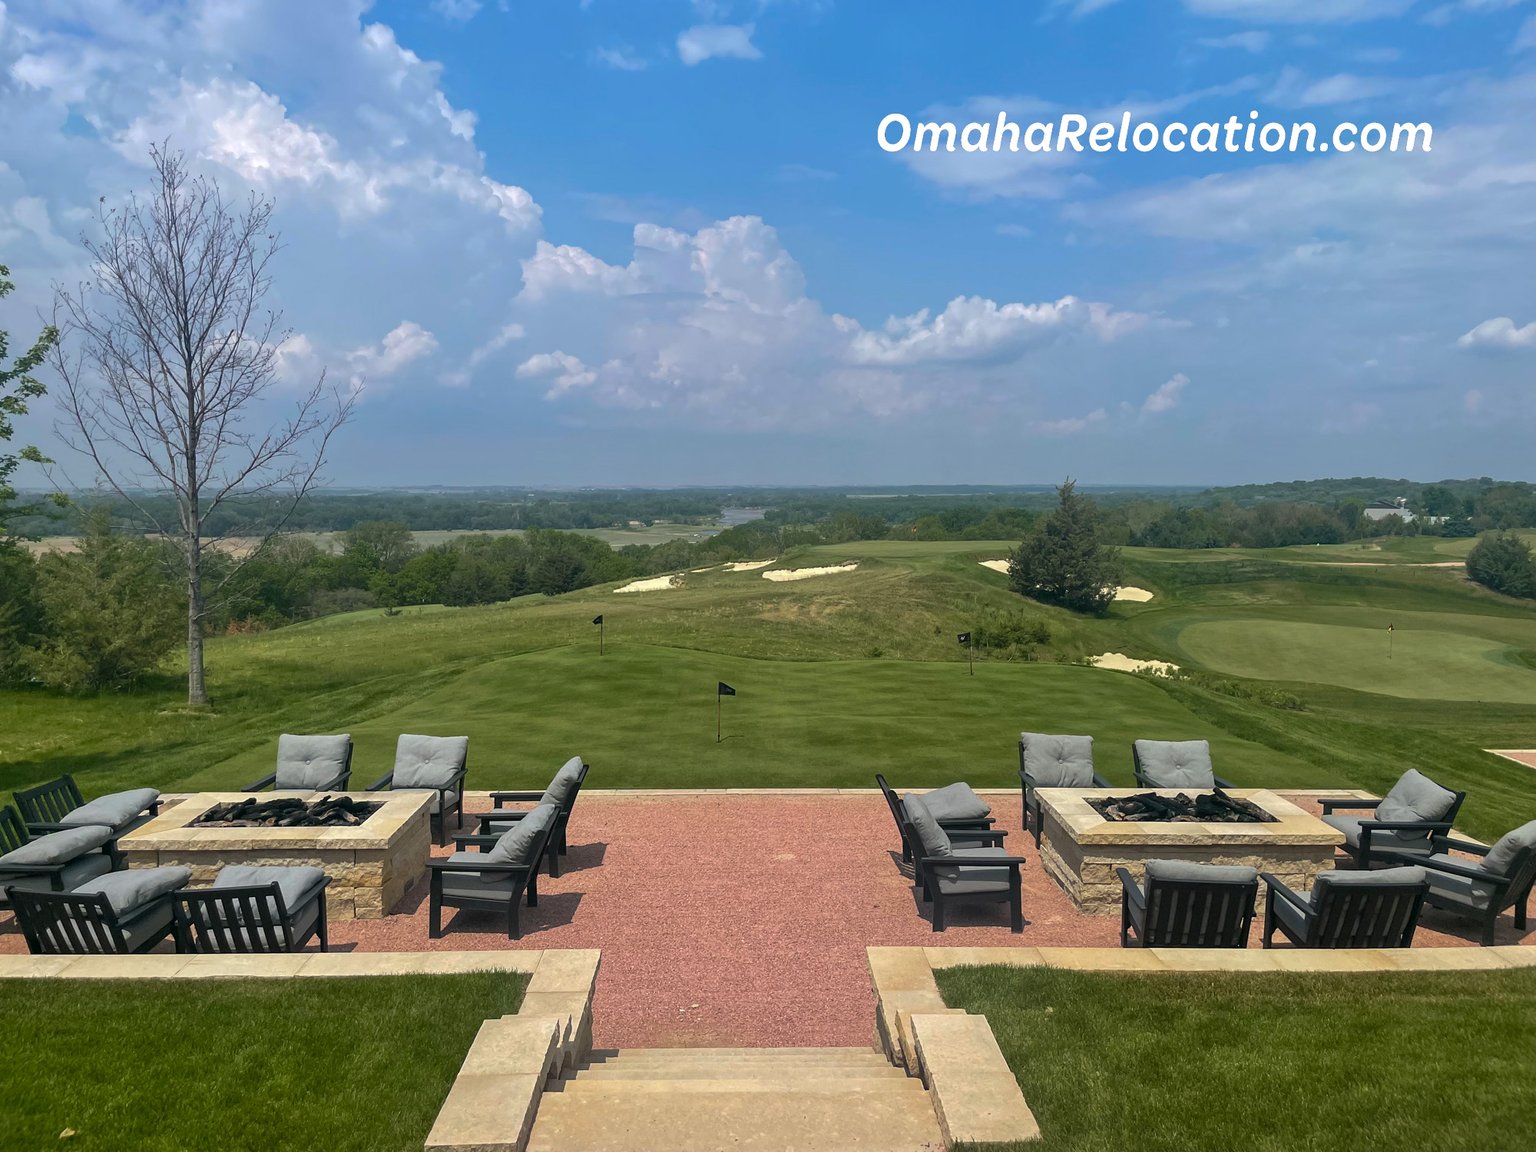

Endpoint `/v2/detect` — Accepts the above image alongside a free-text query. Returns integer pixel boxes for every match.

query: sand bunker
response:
[1113,586,1155,602]
[1088,651,1180,676]
[726,559,778,572]
[614,574,684,594]
[762,562,859,582]
[978,559,1010,574]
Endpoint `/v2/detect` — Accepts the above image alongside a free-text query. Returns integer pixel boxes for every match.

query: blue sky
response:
[1,1,1534,487]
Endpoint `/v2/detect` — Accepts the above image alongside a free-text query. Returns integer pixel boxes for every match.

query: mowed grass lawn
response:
[938,966,1536,1152]
[0,973,526,1152]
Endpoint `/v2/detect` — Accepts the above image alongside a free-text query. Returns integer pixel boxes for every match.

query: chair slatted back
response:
[1498,847,1536,913]
[0,806,31,854]
[1312,880,1427,948]
[175,885,293,953]
[14,776,85,827]
[875,774,906,835]
[9,889,128,955]
[1144,877,1257,947]
[563,762,590,819]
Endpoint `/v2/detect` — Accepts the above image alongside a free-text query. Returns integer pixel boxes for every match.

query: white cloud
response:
[347,321,439,390]
[1425,0,1522,27]
[1141,373,1189,414]
[516,351,599,397]
[1457,316,1536,349]
[1033,408,1107,435]
[1183,0,1412,22]
[1266,68,1400,107]
[1518,15,1536,50]
[442,322,526,386]
[1045,0,1124,17]
[593,46,648,71]
[676,24,761,65]
[430,0,482,22]
[1196,31,1271,52]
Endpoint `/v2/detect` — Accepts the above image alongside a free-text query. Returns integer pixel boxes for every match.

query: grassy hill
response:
[2,539,1533,841]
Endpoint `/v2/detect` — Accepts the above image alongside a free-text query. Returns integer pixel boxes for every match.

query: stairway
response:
[524,1046,947,1152]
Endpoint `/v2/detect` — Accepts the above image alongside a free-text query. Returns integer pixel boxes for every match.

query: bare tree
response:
[49,145,352,707]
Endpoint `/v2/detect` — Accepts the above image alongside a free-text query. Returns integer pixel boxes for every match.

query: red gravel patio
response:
[2,791,1529,1049]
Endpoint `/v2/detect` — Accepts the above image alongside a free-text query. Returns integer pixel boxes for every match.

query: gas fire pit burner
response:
[1088,788,1276,824]
[191,795,383,828]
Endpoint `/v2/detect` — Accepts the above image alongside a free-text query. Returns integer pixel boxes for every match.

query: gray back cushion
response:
[1135,740,1215,789]
[911,782,991,822]
[1483,820,1536,878]
[1022,733,1095,788]
[394,734,468,789]
[75,865,192,916]
[0,824,113,867]
[487,803,558,868]
[541,757,585,807]
[1316,865,1427,893]
[58,788,160,831]
[1376,769,1458,826]
[902,794,953,860]
[1145,859,1256,885]
[275,734,351,790]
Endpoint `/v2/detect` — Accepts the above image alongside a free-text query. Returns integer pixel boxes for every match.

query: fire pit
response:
[1035,788,1344,914]
[119,791,432,919]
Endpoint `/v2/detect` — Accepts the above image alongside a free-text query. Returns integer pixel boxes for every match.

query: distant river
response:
[718,507,767,527]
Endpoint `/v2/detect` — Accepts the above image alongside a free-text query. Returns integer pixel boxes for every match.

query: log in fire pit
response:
[1087,788,1276,824]
[191,795,383,829]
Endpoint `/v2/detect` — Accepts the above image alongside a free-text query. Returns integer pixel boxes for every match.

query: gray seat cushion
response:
[902,794,953,860]
[1315,865,1427,893]
[1322,815,1434,854]
[909,782,990,822]
[1375,769,1457,828]
[119,899,176,950]
[393,735,468,789]
[213,864,327,916]
[0,824,114,867]
[275,734,351,790]
[1483,819,1536,878]
[1134,740,1215,789]
[1,853,114,893]
[1021,733,1095,788]
[541,757,585,807]
[75,865,192,917]
[1421,853,1498,910]
[485,803,558,869]
[58,788,160,833]
[934,847,1014,894]
[1271,890,1313,940]
[1145,859,1257,885]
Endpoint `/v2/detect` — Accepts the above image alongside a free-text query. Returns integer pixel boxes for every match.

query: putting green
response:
[1175,618,1536,703]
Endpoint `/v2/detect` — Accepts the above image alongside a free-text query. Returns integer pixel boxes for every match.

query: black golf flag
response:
[592,615,604,625]
[718,682,736,696]
[956,632,971,645]
[715,682,735,743]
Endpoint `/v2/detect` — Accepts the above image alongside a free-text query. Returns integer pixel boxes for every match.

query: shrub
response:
[1466,531,1536,599]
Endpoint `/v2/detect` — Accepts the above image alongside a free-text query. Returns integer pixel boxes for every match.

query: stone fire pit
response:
[120,791,432,919]
[1035,788,1344,914]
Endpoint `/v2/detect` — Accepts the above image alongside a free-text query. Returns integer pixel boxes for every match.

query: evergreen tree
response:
[1466,531,1536,600]
[1009,479,1125,614]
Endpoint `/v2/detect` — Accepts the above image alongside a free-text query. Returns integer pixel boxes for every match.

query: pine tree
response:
[1009,479,1125,614]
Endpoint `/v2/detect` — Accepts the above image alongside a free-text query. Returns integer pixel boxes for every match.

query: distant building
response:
[1363,497,1415,523]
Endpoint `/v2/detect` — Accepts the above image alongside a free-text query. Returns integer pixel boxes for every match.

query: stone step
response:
[592,1046,889,1062]
[564,1063,908,1082]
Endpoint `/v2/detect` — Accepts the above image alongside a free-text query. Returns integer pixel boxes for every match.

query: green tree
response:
[1009,479,1125,614]
[25,513,182,691]
[342,521,417,577]
[1466,531,1536,600]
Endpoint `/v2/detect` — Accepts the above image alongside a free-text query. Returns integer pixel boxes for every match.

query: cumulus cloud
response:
[593,46,648,71]
[1141,373,1189,414]
[1197,31,1271,52]
[1033,408,1108,435]
[1183,0,1412,22]
[347,321,439,390]
[676,24,762,65]
[1457,316,1536,349]
[430,0,482,22]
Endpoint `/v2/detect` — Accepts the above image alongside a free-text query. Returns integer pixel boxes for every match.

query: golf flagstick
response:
[593,614,604,655]
[958,632,973,675]
[717,681,736,742]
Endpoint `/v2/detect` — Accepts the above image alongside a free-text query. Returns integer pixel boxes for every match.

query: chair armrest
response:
[948,830,1008,847]
[1213,775,1237,789]
[317,770,350,792]
[367,772,394,792]
[147,800,162,817]
[937,816,996,829]
[490,791,543,807]
[1116,867,1145,907]
[1361,820,1454,834]
[428,858,526,875]
[1260,872,1311,909]
[1380,851,1503,884]
[1091,773,1112,787]
[453,834,503,850]
[22,821,73,835]
[922,855,1026,868]
[243,773,278,792]
[1431,836,1489,857]
[0,861,70,879]
[477,811,531,831]
[1318,797,1382,814]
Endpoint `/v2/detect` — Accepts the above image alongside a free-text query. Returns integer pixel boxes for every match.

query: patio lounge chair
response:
[1261,866,1428,949]
[1117,860,1258,948]
[368,734,469,847]
[876,774,994,864]
[14,774,161,837]
[174,865,331,953]
[0,806,121,909]
[1019,733,1111,847]
[1132,739,1235,791]
[1376,820,1536,945]
[431,802,560,939]
[243,734,353,793]
[1319,770,1465,869]
[478,757,588,876]
[904,793,1024,933]
[9,865,192,955]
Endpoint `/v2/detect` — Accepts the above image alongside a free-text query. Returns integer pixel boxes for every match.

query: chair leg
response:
[932,893,945,933]
[317,893,329,953]
[546,843,561,878]
[527,871,539,907]
[1483,913,1497,946]
[1010,872,1023,934]
[429,887,443,939]
[508,899,521,940]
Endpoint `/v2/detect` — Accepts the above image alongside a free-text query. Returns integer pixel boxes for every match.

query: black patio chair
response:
[8,866,192,955]
[1377,819,1536,945]
[1117,860,1258,948]
[368,734,469,847]
[14,774,161,837]
[0,806,121,909]
[431,802,560,940]
[243,734,353,793]
[1132,740,1235,790]
[875,774,994,864]
[173,866,331,953]
[1319,770,1466,869]
[1019,732,1111,847]
[1262,866,1428,949]
[479,757,588,876]
[904,793,1024,933]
